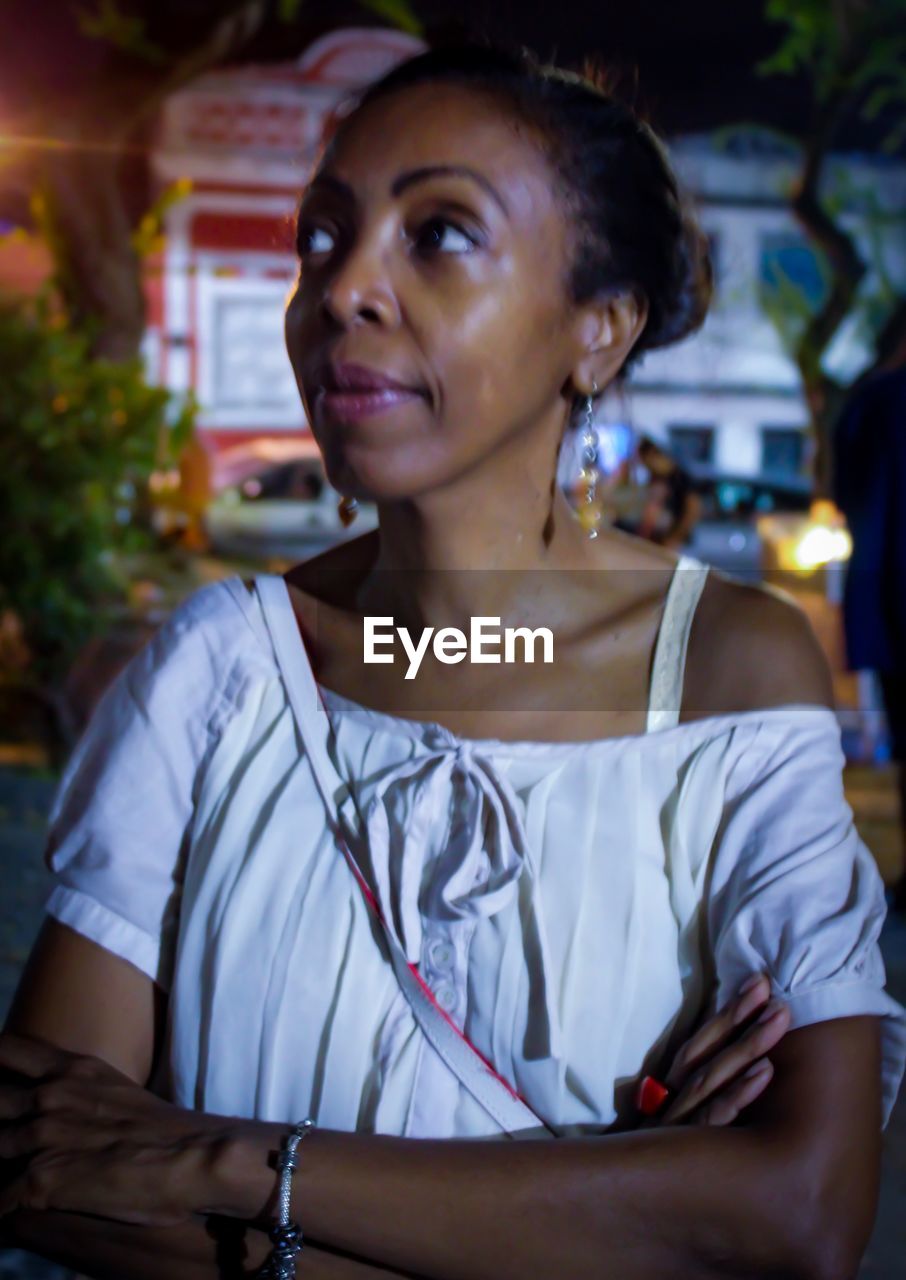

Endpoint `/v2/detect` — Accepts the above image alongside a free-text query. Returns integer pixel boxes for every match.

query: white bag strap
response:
[647,554,709,733]
[255,574,553,1138]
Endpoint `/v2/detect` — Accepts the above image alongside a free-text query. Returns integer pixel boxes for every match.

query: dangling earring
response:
[577,381,603,539]
[337,495,358,527]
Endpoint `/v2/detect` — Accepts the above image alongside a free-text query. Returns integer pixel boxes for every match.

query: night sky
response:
[380,0,803,138]
[1,1,898,151]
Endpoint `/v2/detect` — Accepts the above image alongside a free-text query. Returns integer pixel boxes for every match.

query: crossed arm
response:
[1,920,883,1280]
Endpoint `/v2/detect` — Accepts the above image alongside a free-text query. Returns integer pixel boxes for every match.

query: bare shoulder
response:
[682,571,835,719]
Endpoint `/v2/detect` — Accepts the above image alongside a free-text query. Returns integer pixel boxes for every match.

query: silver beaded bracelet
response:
[259,1118,316,1279]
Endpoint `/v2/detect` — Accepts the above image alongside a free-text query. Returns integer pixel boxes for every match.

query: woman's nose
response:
[320,240,400,330]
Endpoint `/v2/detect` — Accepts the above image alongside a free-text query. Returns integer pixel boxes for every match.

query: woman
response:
[3,43,905,1280]
[634,436,701,548]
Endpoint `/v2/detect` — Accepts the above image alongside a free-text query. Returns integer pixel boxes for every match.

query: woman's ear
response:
[572,289,648,392]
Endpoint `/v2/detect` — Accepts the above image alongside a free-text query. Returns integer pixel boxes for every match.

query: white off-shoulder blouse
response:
[42,562,906,1133]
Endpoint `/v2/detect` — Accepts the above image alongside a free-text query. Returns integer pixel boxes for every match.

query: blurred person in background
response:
[834,362,906,913]
[632,436,701,548]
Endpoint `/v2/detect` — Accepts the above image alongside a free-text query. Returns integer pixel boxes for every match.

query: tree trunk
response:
[37,129,147,362]
[26,0,274,362]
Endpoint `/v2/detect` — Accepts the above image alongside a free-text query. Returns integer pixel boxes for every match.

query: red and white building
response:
[146,27,425,479]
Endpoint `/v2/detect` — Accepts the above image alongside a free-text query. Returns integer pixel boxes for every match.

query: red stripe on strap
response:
[405,961,528,1103]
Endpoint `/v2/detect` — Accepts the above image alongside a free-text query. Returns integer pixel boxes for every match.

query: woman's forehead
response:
[321,81,558,222]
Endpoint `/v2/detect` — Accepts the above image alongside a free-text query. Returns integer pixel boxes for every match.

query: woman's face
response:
[284,81,591,502]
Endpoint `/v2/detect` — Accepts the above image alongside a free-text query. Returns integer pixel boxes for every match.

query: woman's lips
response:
[316,386,425,423]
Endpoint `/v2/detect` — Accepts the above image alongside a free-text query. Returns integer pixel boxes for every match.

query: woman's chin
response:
[321,447,445,508]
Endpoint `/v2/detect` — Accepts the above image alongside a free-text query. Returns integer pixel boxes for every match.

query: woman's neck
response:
[358,485,593,637]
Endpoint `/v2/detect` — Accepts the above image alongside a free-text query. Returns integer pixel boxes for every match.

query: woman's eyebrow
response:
[304,166,510,219]
[391,166,510,217]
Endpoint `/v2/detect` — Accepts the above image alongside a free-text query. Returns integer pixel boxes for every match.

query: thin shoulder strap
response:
[253,573,552,1138]
[254,573,345,813]
[646,554,709,734]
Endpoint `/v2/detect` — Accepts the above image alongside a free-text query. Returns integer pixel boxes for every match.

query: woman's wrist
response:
[202,1117,305,1224]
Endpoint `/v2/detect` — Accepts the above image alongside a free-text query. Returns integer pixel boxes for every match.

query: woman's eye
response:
[413,217,477,256]
[298,225,335,258]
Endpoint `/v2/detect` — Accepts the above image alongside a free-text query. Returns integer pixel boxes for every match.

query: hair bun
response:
[636,203,714,359]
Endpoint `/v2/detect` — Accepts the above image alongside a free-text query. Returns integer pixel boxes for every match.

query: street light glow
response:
[791,524,853,572]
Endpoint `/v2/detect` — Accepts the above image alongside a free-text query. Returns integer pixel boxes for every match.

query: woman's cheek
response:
[283,293,305,370]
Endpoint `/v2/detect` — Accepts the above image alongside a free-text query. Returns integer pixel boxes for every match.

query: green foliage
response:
[357,0,423,36]
[758,0,906,151]
[747,0,906,401]
[75,0,166,63]
[0,289,193,686]
[757,0,846,96]
[131,177,194,259]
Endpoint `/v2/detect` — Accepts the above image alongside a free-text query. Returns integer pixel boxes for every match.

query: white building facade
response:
[619,132,906,483]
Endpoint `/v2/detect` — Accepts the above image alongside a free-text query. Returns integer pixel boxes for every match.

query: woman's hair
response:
[339,41,714,380]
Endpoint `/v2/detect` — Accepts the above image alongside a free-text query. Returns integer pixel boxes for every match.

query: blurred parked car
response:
[685,471,814,577]
[204,457,378,560]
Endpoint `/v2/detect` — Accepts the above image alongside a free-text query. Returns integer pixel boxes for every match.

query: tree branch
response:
[36,137,146,360]
[113,0,274,142]
[14,0,274,360]
[790,91,867,381]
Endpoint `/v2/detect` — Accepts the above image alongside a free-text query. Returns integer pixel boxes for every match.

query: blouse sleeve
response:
[43,580,244,991]
[706,711,906,1128]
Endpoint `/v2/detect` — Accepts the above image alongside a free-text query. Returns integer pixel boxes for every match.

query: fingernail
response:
[742,1060,772,1079]
[738,974,763,995]
[756,998,784,1024]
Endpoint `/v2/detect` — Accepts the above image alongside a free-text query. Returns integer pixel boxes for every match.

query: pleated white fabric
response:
[43,568,906,1133]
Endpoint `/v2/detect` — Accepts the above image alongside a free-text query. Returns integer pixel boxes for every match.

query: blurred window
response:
[702,476,811,521]
[212,294,299,410]
[761,426,806,478]
[667,424,715,469]
[196,275,304,428]
[758,232,830,309]
[715,481,755,516]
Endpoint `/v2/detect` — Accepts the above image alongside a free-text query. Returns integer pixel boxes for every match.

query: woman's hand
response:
[644,973,792,1128]
[0,1032,232,1227]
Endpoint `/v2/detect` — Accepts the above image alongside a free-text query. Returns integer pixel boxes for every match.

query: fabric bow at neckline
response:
[366,738,526,958]
[339,732,563,1058]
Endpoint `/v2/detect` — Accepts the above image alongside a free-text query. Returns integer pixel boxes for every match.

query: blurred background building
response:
[630,137,906,471]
